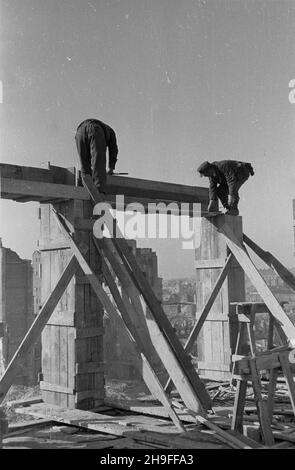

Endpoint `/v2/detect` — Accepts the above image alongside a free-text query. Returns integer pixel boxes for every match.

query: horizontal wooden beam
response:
[0,162,208,206]
[0,178,88,202]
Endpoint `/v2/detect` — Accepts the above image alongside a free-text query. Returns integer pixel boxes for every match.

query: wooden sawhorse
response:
[230,302,295,446]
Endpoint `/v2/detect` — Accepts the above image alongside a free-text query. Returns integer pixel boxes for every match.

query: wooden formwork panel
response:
[40,200,105,410]
[195,216,245,380]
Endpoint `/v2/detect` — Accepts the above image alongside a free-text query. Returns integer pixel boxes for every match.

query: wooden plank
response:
[40,381,75,395]
[279,352,295,414]
[231,380,247,433]
[216,218,295,345]
[75,389,104,401]
[267,368,278,419]
[14,403,180,437]
[268,315,274,350]
[51,325,60,406]
[165,254,233,392]
[67,327,76,409]
[5,418,53,436]
[39,243,71,251]
[5,396,43,408]
[273,431,295,443]
[171,401,253,449]
[104,398,197,423]
[125,430,227,449]
[46,309,76,327]
[248,358,274,446]
[75,362,104,374]
[59,326,69,408]
[41,326,51,405]
[0,255,79,404]
[195,259,226,269]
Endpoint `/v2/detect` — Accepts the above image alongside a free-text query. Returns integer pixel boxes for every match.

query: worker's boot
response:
[226,207,239,216]
[77,172,83,187]
[218,198,229,212]
[225,197,239,216]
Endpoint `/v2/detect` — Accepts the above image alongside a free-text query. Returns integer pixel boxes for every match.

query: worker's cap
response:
[197,161,211,176]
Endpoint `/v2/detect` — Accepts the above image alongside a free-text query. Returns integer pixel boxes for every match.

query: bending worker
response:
[75,118,118,192]
[197,160,254,215]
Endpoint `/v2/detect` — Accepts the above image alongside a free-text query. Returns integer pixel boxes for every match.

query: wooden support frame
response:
[2,162,295,439]
[0,255,79,403]
[53,205,211,417]
[81,175,212,413]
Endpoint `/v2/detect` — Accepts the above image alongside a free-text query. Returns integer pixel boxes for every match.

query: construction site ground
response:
[2,378,295,450]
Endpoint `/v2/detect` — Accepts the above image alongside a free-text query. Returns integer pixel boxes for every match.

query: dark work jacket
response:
[77,119,118,169]
[209,160,254,200]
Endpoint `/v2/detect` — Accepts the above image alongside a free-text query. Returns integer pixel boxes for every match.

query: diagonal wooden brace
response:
[215,217,295,347]
[243,234,295,293]
[95,241,184,430]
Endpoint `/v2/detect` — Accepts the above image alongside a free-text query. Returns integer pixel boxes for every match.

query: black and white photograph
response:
[1,0,295,455]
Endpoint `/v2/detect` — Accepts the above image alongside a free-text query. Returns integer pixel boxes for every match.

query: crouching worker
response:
[75,119,118,192]
[197,160,254,215]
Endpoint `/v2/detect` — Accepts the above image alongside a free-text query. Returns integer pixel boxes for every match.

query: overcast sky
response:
[1,0,295,278]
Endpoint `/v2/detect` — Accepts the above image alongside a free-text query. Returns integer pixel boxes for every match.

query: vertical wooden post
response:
[0,240,6,377]
[39,198,105,410]
[195,215,245,380]
[0,407,8,449]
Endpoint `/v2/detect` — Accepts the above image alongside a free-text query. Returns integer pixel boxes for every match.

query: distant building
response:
[103,241,163,380]
[0,239,37,385]
[245,269,295,306]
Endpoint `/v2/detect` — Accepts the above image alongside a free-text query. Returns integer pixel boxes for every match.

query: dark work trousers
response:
[217,172,250,209]
[75,121,107,190]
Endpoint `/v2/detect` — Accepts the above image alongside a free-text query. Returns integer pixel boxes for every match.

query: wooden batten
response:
[40,199,105,410]
[195,215,245,380]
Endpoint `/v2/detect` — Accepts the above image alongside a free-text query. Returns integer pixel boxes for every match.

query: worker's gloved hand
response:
[107,168,114,175]
[208,200,218,212]
[228,195,234,207]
